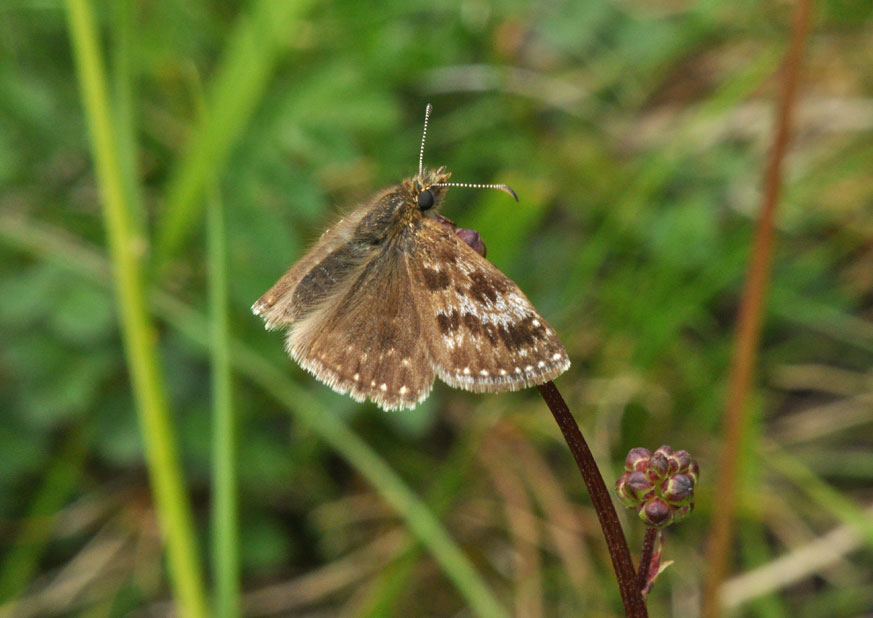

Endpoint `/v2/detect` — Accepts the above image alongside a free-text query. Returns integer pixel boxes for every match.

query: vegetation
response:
[1,0,871,616]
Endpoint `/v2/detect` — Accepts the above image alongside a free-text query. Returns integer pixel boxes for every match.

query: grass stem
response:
[207,154,240,618]
[701,1,814,615]
[63,2,209,616]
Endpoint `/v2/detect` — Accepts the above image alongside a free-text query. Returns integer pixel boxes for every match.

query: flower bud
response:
[627,470,656,500]
[671,449,692,472]
[646,451,669,482]
[614,445,699,529]
[615,476,636,508]
[687,459,700,484]
[641,498,672,527]
[435,213,488,257]
[456,228,487,257]
[661,473,694,505]
[624,447,651,472]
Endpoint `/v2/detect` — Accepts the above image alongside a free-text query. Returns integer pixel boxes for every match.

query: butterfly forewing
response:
[411,218,570,392]
[251,191,390,330]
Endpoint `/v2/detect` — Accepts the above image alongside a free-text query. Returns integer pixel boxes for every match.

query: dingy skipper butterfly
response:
[252,105,569,410]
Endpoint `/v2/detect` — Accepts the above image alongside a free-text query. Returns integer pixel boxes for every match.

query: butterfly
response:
[252,105,569,410]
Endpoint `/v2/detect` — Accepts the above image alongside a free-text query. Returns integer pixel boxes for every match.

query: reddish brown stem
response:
[536,381,647,617]
[637,528,657,594]
[702,1,814,616]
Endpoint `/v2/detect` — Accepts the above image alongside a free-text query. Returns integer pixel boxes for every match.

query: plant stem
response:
[536,381,646,617]
[701,1,814,615]
[63,2,208,616]
[637,528,657,594]
[208,174,239,617]
[109,0,146,239]
[181,59,242,618]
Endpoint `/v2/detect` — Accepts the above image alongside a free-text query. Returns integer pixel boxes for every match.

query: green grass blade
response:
[206,133,240,618]
[62,2,208,617]
[184,60,241,618]
[154,0,313,269]
[770,286,873,353]
[765,441,873,546]
[0,430,85,607]
[109,0,146,240]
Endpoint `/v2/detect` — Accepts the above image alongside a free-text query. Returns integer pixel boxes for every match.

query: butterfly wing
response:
[411,217,570,392]
[286,247,436,411]
[252,190,392,330]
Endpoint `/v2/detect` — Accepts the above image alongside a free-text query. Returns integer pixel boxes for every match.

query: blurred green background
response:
[1,0,872,616]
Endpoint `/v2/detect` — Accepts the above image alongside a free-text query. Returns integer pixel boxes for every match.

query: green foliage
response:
[1,0,872,616]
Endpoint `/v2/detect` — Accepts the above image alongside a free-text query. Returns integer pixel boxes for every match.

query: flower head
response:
[615,445,699,528]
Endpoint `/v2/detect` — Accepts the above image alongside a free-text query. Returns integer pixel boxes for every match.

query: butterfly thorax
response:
[352,167,452,248]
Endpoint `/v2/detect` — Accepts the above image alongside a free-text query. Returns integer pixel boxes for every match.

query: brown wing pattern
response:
[286,249,435,411]
[410,217,569,393]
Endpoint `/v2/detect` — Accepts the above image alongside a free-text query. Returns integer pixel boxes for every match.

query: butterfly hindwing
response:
[287,246,435,411]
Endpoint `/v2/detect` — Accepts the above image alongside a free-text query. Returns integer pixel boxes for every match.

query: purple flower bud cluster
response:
[615,446,699,528]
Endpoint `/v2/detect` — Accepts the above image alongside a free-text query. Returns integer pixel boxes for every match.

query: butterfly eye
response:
[417,189,435,210]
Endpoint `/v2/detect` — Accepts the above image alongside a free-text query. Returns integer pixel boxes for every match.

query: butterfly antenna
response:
[419,103,433,177]
[421,104,518,201]
[431,181,519,202]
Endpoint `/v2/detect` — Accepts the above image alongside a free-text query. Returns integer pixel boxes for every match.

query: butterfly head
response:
[409,166,452,213]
